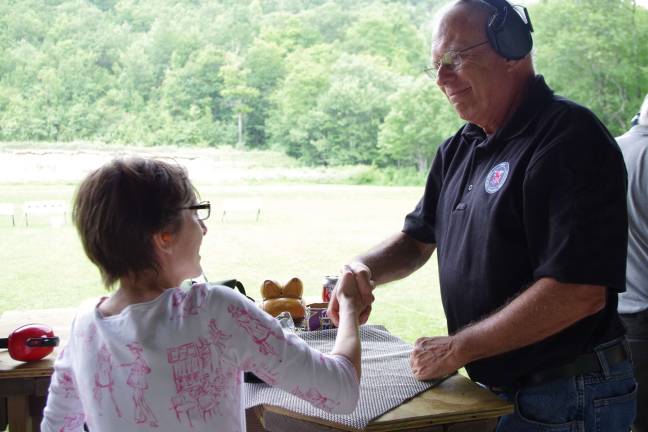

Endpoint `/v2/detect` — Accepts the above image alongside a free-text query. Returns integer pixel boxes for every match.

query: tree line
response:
[0,0,646,172]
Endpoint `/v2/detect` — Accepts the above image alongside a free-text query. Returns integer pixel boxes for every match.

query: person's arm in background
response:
[327,232,436,326]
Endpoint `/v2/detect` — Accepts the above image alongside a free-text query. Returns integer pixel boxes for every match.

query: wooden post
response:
[7,396,32,432]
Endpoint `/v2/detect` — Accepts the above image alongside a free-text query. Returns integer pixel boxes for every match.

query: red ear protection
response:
[0,323,59,362]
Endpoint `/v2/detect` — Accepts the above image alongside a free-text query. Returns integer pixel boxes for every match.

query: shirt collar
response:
[626,124,648,137]
[461,75,554,146]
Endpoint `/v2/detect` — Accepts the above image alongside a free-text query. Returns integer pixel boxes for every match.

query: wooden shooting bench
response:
[22,201,68,227]
[221,198,263,222]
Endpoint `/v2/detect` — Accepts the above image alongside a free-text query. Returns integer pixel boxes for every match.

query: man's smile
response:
[446,87,471,101]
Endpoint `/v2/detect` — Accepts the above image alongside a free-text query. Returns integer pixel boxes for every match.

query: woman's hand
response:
[328,263,375,326]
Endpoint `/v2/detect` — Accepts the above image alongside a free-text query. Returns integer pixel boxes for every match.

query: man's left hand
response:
[409,336,462,381]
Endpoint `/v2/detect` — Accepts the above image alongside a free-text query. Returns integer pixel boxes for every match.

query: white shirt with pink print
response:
[41,283,359,432]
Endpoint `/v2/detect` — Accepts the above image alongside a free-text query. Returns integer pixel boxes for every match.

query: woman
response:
[41,157,361,432]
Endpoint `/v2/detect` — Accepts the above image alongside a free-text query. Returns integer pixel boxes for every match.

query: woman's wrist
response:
[337,300,361,321]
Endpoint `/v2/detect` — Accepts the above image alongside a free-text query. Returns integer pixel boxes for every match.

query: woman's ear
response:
[152,231,174,255]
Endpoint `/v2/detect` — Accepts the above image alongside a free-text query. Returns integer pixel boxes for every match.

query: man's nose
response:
[436,64,455,86]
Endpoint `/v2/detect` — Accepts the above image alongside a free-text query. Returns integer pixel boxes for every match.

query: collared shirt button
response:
[468,184,473,191]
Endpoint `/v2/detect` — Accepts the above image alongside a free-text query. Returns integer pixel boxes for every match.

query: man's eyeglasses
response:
[424,40,489,79]
[179,201,211,221]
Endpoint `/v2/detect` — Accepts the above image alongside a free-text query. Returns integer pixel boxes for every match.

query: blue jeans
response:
[494,339,637,432]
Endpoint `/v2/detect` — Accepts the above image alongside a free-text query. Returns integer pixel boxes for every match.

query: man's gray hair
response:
[639,94,648,126]
[430,0,495,39]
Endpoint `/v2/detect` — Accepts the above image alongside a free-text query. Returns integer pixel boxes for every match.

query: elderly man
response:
[617,94,648,432]
[328,0,636,430]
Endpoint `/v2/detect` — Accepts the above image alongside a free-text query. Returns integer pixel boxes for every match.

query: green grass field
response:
[0,150,446,343]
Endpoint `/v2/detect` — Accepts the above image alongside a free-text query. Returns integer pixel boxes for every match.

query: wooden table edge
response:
[259,404,361,431]
[363,406,513,431]
[0,368,54,380]
[257,401,512,432]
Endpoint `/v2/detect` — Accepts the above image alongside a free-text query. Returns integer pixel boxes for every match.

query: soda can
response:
[322,275,338,302]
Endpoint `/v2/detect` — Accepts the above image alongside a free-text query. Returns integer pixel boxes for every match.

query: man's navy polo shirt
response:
[403,75,628,386]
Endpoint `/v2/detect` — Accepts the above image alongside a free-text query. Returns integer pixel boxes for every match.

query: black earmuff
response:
[481,0,534,60]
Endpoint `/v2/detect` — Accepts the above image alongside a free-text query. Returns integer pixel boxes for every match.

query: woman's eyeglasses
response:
[178,201,211,221]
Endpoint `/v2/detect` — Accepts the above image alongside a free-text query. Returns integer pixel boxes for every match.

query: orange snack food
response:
[260,278,306,320]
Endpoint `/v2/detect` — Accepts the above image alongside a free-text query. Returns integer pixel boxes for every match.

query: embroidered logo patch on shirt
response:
[485,162,509,194]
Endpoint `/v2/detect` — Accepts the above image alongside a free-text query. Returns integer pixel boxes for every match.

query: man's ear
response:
[152,231,174,255]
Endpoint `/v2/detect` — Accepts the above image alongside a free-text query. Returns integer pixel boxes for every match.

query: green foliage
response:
[347,165,427,186]
[312,54,399,165]
[0,0,647,160]
[343,4,426,74]
[267,44,336,161]
[268,52,400,165]
[243,40,287,147]
[378,76,461,172]
[221,54,260,148]
[301,2,354,43]
[259,12,323,52]
[532,0,648,135]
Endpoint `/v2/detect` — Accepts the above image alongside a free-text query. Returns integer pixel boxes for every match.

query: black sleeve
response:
[402,147,445,244]
[523,108,628,291]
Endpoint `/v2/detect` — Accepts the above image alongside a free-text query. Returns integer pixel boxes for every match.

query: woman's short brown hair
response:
[73,157,196,288]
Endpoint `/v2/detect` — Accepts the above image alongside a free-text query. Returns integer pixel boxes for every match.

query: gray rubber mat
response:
[244,324,440,430]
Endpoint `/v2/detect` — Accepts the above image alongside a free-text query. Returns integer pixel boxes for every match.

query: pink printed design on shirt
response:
[227,304,283,357]
[58,371,79,400]
[75,321,98,345]
[167,339,236,427]
[58,413,84,432]
[291,386,341,413]
[93,344,122,418]
[207,319,232,353]
[170,286,207,320]
[121,342,159,427]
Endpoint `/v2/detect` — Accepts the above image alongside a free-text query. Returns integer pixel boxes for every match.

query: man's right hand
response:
[328,262,375,326]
